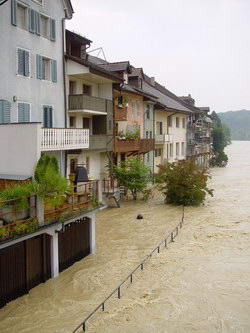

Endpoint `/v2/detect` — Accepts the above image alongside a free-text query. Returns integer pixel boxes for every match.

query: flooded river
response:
[1,141,250,332]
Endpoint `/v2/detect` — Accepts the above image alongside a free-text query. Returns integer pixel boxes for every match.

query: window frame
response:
[40,13,50,39]
[16,1,29,31]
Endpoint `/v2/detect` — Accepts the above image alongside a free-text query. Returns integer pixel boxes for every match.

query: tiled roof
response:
[98,61,132,73]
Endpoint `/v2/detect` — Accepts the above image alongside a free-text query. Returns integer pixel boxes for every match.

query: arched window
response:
[0,100,11,124]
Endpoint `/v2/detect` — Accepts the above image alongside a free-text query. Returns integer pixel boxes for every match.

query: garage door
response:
[0,234,51,308]
[58,218,90,272]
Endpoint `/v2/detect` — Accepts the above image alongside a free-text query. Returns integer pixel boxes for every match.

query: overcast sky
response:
[67,0,250,113]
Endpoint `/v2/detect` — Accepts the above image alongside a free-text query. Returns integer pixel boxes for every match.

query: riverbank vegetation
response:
[210,111,231,167]
[156,160,213,206]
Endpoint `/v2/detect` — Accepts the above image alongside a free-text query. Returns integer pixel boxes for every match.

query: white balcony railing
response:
[41,128,89,151]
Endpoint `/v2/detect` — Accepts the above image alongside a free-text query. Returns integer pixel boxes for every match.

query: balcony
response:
[68,94,113,114]
[114,105,127,121]
[155,134,173,143]
[139,139,155,153]
[41,128,89,151]
[114,137,140,153]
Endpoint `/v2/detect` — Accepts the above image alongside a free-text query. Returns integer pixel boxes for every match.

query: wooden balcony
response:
[139,138,155,153]
[114,138,155,153]
[68,94,113,113]
[114,137,140,152]
[114,105,127,121]
[41,128,89,151]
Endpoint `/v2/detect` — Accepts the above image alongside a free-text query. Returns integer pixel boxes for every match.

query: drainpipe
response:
[62,18,68,177]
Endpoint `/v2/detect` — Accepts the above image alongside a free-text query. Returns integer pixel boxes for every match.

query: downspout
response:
[62,17,68,177]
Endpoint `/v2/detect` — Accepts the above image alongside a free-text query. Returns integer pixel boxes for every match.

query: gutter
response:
[62,18,68,177]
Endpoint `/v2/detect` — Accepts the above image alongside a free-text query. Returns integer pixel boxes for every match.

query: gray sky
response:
[67,0,250,113]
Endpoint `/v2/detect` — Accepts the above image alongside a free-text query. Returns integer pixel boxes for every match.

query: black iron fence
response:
[72,206,185,332]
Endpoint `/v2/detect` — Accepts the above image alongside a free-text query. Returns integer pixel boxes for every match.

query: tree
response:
[34,154,69,206]
[156,160,213,206]
[113,157,150,200]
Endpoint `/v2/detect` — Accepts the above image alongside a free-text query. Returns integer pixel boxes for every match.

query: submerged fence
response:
[72,206,185,332]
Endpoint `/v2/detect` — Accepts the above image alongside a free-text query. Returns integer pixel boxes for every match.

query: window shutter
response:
[18,103,30,122]
[51,60,57,83]
[17,49,25,76]
[43,105,48,128]
[49,107,53,127]
[24,51,30,77]
[50,18,56,41]
[11,0,17,26]
[36,54,43,79]
[29,9,36,33]
[35,11,41,35]
[0,100,11,124]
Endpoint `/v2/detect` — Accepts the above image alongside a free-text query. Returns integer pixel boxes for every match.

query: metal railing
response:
[72,206,185,332]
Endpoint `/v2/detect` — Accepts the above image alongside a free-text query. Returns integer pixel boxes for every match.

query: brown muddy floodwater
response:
[1,141,250,333]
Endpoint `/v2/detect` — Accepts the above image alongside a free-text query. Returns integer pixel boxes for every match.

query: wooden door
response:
[58,218,90,272]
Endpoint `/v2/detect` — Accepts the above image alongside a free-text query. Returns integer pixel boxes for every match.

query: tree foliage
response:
[156,160,213,206]
[210,111,231,167]
[34,154,69,206]
[113,157,150,200]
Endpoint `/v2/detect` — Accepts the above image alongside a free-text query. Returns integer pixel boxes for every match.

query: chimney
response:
[150,77,155,86]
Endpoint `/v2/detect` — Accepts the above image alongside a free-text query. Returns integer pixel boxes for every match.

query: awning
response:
[68,109,107,115]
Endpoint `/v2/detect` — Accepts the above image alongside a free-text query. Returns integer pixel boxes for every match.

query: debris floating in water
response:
[137,214,143,220]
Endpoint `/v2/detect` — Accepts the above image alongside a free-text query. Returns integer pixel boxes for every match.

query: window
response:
[17,48,30,77]
[155,149,162,157]
[182,118,186,128]
[82,84,91,96]
[181,142,185,155]
[170,143,173,157]
[40,15,49,38]
[37,55,57,82]
[83,117,90,129]
[168,115,172,127]
[69,81,76,95]
[69,116,76,128]
[136,101,140,116]
[0,100,11,124]
[150,131,153,138]
[18,103,30,122]
[43,105,53,128]
[176,142,180,156]
[156,121,163,135]
[176,117,180,128]
[16,2,28,30]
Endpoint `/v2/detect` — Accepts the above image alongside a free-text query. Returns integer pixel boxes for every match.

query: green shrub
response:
[156,160,213,206]
[210,151,228,167]
[0,182,34,210]
[113,157,150,200]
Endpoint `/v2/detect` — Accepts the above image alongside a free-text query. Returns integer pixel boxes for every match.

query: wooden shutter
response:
[18,103,30,122]
[50,18,56,41]
[17,49,25,76]
[35,11,40,35]
[36,55,43,79]
[0,100,11,124]
[24,51,30,77]
[51,60,57,83]
[11,0,17,26]
[29,9,36,33]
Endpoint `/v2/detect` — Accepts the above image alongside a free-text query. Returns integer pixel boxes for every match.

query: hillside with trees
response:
[218,110,250,141]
